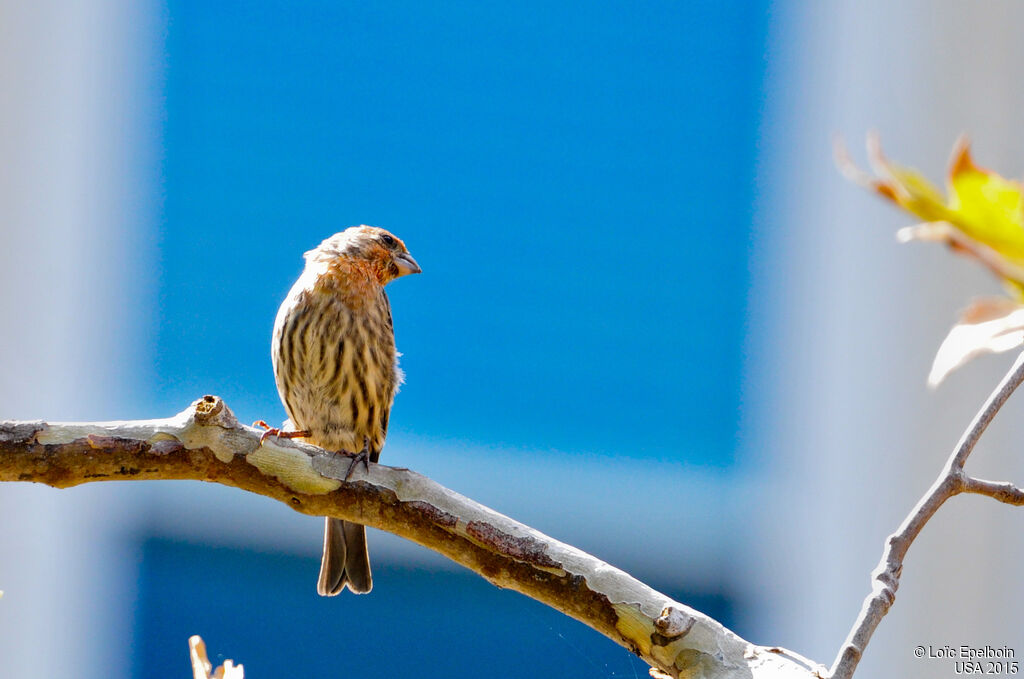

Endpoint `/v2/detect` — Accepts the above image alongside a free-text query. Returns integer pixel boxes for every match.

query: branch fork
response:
[828,350,1024,679]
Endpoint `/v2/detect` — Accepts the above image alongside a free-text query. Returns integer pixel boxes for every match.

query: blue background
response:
[142,1,766,675]
[154,0,764,463]
[135,539,733,678]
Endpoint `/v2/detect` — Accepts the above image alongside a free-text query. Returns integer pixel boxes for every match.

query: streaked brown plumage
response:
[269,225,420,595]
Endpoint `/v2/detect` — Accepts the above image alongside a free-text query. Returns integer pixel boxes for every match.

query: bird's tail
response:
[317,517,372,595]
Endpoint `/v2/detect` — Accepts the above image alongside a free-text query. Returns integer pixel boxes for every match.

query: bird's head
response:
[306,225,421,285]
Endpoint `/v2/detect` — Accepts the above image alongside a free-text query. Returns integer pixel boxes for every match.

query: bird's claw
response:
[343,437,372,481]
[252,420,310,446]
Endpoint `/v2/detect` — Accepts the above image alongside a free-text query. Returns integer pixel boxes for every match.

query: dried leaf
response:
[190,636,211,679]
[190,635,244,679]
[214,660,245,679]
[929,298,1024,387]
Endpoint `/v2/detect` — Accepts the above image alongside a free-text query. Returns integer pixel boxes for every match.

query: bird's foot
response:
[343,437,372,481]
[252,420,310,446]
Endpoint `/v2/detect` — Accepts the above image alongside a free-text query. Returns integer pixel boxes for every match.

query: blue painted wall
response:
[154,0,765,464]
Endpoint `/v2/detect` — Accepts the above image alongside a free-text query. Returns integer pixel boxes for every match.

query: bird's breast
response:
[271,284,397,454]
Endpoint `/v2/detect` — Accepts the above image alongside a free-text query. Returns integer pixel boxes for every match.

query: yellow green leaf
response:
[838,135,1024,386]
[837,134,1024,295]
[946,142,1024,261]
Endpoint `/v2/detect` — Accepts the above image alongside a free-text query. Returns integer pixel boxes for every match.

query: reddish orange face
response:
[309,225,420,286]
[353,226,421,284]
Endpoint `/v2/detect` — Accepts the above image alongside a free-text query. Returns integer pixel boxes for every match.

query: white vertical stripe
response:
[0,1,161,677]
[745,0,1024,674]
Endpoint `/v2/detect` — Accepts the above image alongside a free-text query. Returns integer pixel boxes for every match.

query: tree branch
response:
[828,350,1024,679]
[0,395,814,679]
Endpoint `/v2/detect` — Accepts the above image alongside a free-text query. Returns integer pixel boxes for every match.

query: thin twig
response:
[828,350,1024,679]
[961,476,1024,506]
[0,395,813,679]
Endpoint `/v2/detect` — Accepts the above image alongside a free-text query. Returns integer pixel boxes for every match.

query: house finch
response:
[262,225,420,595]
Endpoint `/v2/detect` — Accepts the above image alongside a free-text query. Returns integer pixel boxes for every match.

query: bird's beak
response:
[393,252,422,277]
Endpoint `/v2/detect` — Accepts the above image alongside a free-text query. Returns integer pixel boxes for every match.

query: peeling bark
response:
[0,396,814,679]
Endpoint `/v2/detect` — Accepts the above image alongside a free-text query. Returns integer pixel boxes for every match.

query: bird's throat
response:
[316,258,384,312]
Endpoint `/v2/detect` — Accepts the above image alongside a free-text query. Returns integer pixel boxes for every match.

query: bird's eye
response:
[380,234,397,248]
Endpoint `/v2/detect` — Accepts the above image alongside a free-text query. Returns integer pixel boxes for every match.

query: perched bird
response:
[262,225,420,595]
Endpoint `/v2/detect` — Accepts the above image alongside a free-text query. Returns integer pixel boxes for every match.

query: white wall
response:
[0,2,160,677]
[745,1,1024,676]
